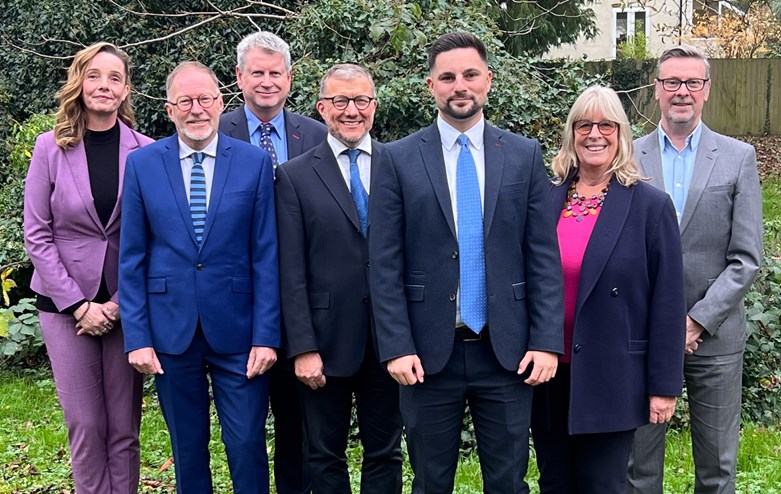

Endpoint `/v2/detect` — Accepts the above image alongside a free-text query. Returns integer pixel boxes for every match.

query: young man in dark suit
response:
[369,32,564,493]
[219,31,327,494]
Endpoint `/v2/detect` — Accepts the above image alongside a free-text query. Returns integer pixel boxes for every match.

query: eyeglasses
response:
[167,94,219,111]
[320,95,375,110]
[655,78,709,92]
[573,120,619,136]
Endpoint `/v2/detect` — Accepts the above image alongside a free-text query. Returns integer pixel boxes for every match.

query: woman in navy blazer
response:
[23,42,153,493]
[530,86,686,494]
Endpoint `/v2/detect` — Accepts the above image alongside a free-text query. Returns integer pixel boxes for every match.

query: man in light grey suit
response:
[627,46,762,494]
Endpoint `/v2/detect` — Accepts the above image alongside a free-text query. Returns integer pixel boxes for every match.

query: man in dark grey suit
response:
[276,63,402,494]
[628,46,763,494]
[369,32,563,493]
[219,31,326,494]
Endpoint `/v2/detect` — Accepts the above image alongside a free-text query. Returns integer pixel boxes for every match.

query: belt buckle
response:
[456,326,482,342]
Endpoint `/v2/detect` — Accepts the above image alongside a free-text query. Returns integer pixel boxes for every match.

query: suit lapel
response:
[285,109,305,158]
[226,108,251,142]
[312,141,362,231]
[162,135,198,246]
[201,135,232,247]
[575,177,633,312]
[636,131,665,190]
[482,125,504,237]
[679,126,717,234]
[419,125,456,240]
[64,141,103,230]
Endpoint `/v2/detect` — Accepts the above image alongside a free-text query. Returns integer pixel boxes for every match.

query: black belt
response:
[455,325,488,342]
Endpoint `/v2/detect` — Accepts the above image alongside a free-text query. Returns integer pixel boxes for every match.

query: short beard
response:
[440,96,482,122]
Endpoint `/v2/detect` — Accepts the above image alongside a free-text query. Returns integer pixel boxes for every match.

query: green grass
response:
[762,175,781,251]
[2,368,781,493]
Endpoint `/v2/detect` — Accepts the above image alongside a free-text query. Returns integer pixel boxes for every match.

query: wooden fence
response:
[587,58,781,136]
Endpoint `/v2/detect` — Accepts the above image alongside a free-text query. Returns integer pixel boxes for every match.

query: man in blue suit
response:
[369,32,564,493]
[120,61,279,494]
[219,31,326,494]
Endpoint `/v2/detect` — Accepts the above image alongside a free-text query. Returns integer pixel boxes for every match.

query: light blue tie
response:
[189,152,207,244]
[346,149,369,237]
[456,134,487,333]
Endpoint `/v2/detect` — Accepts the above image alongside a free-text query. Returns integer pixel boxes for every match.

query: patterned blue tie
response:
[259,123,279,169]
[456,134,487,333]
[346,148,368,237]
[189,152,207,244]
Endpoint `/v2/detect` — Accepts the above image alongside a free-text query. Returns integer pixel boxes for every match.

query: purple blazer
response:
[24,120,154,311]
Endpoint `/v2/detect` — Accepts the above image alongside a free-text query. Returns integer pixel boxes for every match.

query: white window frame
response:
[612,7,652,58]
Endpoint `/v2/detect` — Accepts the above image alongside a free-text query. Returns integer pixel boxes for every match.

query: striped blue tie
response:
[456,134,487,333]
[190,152,207,244]
[346,149,368,237]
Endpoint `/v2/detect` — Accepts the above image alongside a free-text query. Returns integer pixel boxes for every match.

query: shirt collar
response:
[658,120,703,153]
[178,134,219,160]
[437,115,485,151]
[327,133,373,158]
[244,105,285,137]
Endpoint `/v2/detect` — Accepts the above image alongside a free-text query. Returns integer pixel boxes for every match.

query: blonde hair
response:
[53,42,135,148]
[551,85,642,187]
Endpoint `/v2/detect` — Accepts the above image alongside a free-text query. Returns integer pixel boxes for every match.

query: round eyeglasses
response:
[167,94,219,112]
[320,95,375,110]
[573,120,619,136]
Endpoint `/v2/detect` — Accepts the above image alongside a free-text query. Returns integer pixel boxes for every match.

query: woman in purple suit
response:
[24,42,153,493]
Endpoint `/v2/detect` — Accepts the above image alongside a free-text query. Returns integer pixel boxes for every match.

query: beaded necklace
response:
[562,176,609,222]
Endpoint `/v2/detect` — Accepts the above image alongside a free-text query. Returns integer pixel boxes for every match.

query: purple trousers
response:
[40,311,143,494]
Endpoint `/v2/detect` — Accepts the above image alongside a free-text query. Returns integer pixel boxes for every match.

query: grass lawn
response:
[1,368,780,493]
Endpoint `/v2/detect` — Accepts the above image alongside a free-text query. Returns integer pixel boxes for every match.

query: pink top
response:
[557,208,599,363]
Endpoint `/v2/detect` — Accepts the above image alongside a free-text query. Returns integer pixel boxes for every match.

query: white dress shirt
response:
[327,133,372,194]
[178,135,218,208]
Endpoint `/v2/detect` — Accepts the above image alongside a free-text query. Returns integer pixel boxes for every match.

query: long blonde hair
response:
[54,42,135,148]
[551,85,641,186]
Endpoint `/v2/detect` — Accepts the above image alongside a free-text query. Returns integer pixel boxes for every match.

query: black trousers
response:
[531,363,635,494]
[401,332,534,494]
[298,345,403,494]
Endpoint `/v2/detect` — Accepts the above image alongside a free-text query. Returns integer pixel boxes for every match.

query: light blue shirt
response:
[658,121,702,223]
[244,105,289,164]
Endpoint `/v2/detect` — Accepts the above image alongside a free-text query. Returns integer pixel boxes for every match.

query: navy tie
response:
[189,152,207,244]
[346,148,368,237]
[456,134,487,333]
[259,123,279,168]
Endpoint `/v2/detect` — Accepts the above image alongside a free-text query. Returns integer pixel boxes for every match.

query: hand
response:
[518,351,558,386]
[75,302,115,337]
[685,316,705,355]
[102,300,120,322]
[649,395,676,424]
[387,354,425,385]
[295,352,327,389]
[246,346,277,378]
[128,347,164,374]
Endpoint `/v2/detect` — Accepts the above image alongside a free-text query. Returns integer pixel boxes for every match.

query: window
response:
[613,8,650,57]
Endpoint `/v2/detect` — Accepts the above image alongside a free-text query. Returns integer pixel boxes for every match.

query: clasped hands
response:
[75,300,119,337]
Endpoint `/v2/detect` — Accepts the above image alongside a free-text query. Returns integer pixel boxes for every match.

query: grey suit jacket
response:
[634,125,762,356]
[219,106,327,160]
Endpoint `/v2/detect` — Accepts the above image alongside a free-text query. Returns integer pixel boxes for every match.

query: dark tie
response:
[189,152,207,244]
[345,148,368,237]
[456,134,487,333]
[259,122,279,168]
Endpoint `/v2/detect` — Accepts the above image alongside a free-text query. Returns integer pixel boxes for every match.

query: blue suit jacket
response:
[369,122,564,375]
[549,176,686,434]
[276,140,384,377]
[219,107,327,159]
[119,133,280,355]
